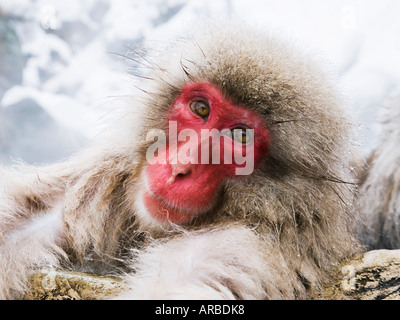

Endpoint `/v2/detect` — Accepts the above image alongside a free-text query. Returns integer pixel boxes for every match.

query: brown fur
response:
[0,23,362,299]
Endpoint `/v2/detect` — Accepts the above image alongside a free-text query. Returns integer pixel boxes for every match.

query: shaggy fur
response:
[0,23,361,299]
[358,88,400,249]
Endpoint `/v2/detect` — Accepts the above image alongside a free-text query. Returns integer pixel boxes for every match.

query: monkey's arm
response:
[0,165,70,299]
[0,164,70,238]
[0,204,66,299]
[116,225,300,300]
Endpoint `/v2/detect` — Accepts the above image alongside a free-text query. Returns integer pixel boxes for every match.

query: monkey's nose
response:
[167,163,192,185]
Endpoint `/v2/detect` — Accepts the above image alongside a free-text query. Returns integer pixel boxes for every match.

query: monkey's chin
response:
[142,191,201,225]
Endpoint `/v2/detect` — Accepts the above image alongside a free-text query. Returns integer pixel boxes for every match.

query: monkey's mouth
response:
[140,167,216,225]
[142,191,204,224]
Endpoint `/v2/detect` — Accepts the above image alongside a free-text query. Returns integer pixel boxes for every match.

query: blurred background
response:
[1,0,399,165]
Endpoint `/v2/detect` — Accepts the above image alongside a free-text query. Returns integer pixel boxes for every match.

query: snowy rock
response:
[0,15,25,99]
[0,98,84,165]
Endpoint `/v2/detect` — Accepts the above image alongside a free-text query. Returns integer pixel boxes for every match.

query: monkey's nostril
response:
[175,170,191,180]
[167,165,192,185]
[171,163,192,179]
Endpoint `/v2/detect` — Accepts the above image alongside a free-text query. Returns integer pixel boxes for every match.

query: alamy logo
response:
[145,121,255,176]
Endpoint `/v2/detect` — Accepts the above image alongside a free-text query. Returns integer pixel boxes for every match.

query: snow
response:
[0,0,399,164]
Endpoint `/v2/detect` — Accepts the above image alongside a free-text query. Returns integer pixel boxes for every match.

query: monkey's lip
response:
[143,191,204,224]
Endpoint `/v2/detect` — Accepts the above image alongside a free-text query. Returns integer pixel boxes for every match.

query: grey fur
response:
[358,87,400,249]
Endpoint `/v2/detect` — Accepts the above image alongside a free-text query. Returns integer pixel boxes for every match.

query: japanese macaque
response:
[358,89,400,249]
[0,24,361,300]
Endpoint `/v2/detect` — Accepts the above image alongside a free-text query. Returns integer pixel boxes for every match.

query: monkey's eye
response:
[190,100,210,119]
[231,128,252,144]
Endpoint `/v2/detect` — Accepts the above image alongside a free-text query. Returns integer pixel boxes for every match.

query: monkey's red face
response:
[142,83,269,224]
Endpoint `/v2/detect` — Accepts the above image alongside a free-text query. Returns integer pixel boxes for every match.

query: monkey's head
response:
[130,24,354,231]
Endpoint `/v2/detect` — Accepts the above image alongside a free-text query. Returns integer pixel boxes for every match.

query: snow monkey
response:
[0,24,362,300]
[358,89,400,250]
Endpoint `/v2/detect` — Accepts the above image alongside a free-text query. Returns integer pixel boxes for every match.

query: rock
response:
[25,250,400,300]
[315,250,400,300]
[24,269,125,300]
